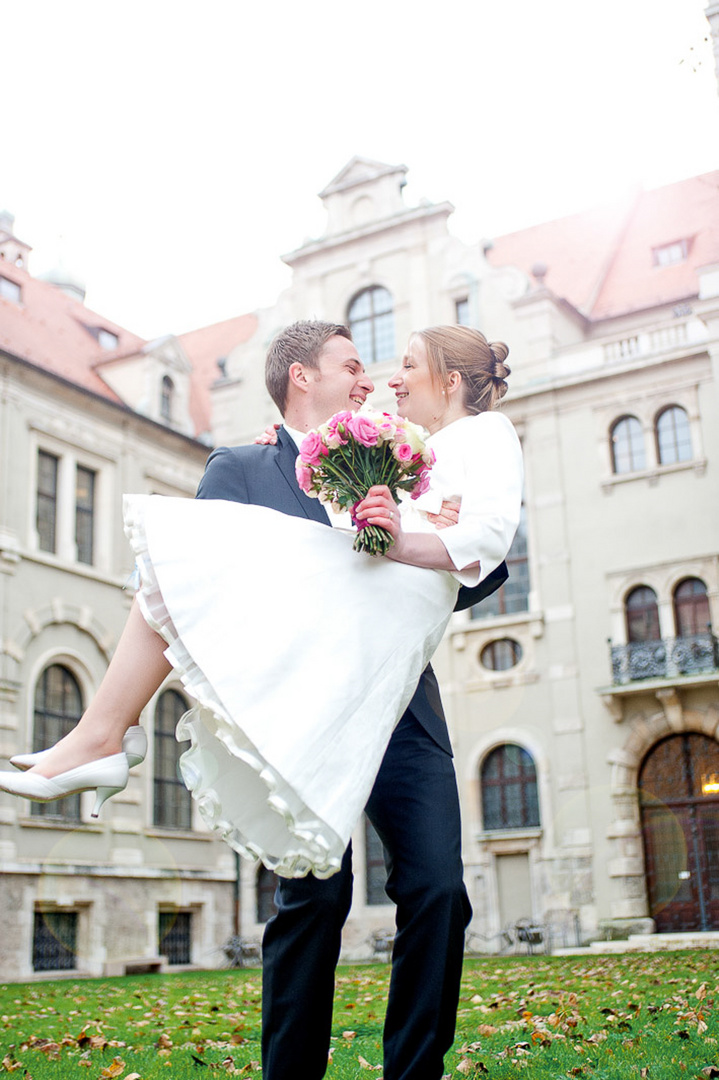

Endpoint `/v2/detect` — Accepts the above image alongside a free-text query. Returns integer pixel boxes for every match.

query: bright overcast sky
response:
[3,0,718,339]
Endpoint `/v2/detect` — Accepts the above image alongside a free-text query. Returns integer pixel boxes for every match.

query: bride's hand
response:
[254,423,280,445]
[353,485,403,550]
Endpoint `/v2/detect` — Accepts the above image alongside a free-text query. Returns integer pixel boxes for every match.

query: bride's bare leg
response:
[30,601,171,778]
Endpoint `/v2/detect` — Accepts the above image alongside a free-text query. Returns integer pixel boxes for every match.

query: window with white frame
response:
[656,405,692,466]
[33,443,110,568]
[153,689,192,829]
[610,416,646,474]
[348,286,395,364]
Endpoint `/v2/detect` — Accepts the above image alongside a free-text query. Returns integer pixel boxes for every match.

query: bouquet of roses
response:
[295,408,435,555]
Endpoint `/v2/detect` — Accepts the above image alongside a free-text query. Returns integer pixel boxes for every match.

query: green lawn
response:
[0,951,716,1078]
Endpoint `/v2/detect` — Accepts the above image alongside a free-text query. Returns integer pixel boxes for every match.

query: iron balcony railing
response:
[610,632,719,685]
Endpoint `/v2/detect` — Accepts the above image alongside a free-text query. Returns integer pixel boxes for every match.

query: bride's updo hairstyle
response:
[414,326,510,414]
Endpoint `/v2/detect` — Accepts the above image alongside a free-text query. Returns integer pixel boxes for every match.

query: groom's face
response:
[306,334,374,424]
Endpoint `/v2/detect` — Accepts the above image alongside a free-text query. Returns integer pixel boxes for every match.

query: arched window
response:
[625,586,661,642]
[480,638,523,671]
[611,416,645,474]
[348,286,394,365]
[365,815,388,905]
[160,375,174,422]
[256,865,279,924]
[673,578,711,637]
[656,406,692,465]
[32,665,83,819]
[153,689,192,829]
[481,744,540,832]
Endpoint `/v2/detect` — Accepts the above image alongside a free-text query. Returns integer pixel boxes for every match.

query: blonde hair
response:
[413,326,510,414]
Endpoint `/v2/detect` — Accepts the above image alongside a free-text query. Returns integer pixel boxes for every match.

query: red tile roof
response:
[0,259,143,402]
[0,257,258,438]
[177,313,258,436]
[487,172,719,320]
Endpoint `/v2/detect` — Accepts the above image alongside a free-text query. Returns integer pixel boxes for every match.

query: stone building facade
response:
[1,138,718,978]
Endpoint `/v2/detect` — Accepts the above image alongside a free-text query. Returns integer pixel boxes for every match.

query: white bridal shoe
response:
[10,724,148,771]
[0,753,129,818]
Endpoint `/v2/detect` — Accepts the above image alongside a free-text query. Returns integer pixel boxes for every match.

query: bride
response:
[0,322,523,878]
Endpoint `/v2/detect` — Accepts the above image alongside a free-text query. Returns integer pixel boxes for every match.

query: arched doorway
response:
[639,734,719,931]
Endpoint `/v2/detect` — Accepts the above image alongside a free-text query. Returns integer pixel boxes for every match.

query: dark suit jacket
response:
[196,427,507,755]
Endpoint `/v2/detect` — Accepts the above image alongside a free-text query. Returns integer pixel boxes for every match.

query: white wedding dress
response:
[124,412,523,878]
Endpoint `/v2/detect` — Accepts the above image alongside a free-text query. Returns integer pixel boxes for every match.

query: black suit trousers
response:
[261,712,472,1080]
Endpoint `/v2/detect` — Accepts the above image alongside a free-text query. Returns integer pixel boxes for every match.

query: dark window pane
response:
[348,287,395,365]
[481,744,540,831]
[480,638,522,671]
[75,465,96,565]
[37,450,58,553]
[626,586,660,642]
[455,297,470,326]
[611,416,645,474]
[159,911,191,965]
[161,376,174,422]
[257,866,279,923]
[674,578,711,637]
[472,504,528,619]
[153,690,192,829]
[657,406,692,465]
[33,911,77,972]
[32,666,82,820]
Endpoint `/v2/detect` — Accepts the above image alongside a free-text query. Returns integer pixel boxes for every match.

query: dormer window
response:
[98,328,119,350]
[0,275,21,304]
[161,375,175,422]
[652,238,691,268]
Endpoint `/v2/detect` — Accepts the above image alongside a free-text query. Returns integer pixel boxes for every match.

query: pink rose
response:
[393,441,414,463]
[346,414,379,447]
[298,430,327,466]
[295,461,313,492]
[328,410,353,429]
[411,467,432,499]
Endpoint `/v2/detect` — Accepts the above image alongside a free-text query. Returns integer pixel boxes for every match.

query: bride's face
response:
[388,336,446,433]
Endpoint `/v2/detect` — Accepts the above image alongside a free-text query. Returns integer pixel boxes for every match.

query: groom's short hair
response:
[266,320,352,414]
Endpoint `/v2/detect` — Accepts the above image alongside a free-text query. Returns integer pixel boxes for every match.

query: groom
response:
[197,321,506,1080]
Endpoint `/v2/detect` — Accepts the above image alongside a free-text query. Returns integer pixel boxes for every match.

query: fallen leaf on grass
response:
[342,1031,356,1040]
[357,1056,381,1071]
[1,1054,24,1072]
[125,1074,142,1080]
[696,984,708,1002]
[156,1033,173,1049]
[100,1059,126,1079]
[699,1069,719,1078]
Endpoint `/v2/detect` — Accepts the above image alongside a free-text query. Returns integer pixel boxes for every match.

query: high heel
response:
[0,754,129,817]
[10,725,147,771]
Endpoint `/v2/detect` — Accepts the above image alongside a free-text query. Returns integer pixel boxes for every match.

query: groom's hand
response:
[427,497,461,530]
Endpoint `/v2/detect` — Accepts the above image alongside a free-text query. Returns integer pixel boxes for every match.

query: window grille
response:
[159,911,192,965]
[33,910,77,972]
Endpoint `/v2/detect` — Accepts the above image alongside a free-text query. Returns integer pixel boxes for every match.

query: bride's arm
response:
[353,487,477,572]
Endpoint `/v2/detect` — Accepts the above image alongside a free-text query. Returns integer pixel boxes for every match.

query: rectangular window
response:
[0,275,22,303]
[159,911,192,965]
[75,465,96,565]
[33,910,77,972]
[455,297,470,326]
[471,503,529,619]
[652,239,690,268]
[37,450,59,553]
